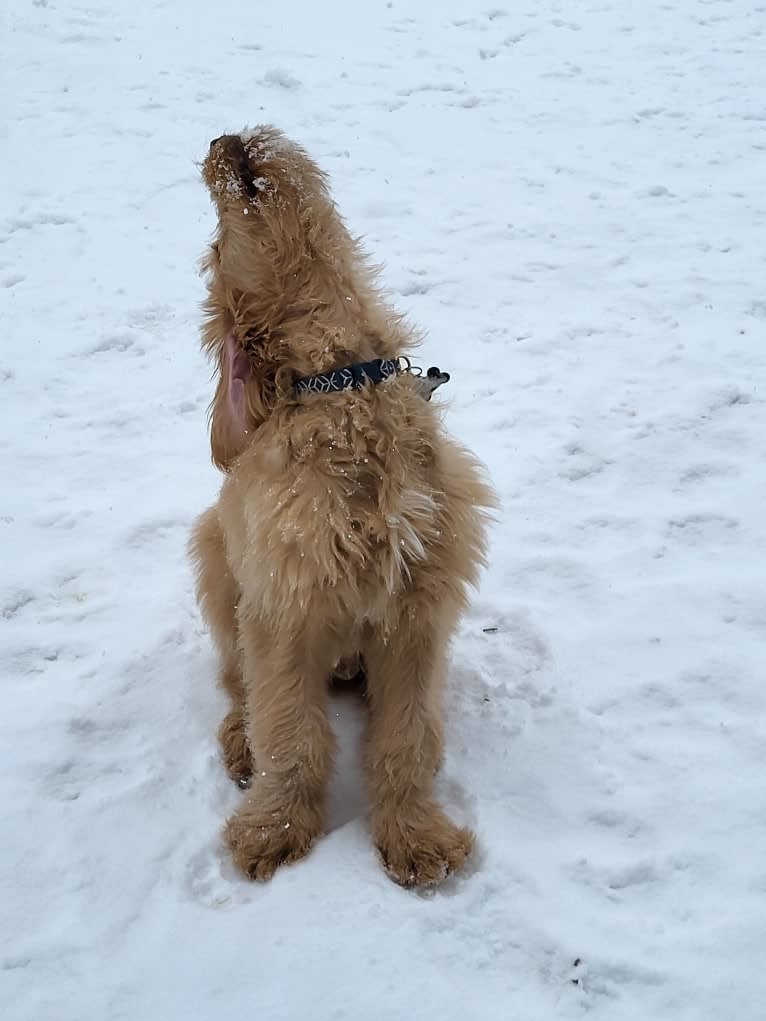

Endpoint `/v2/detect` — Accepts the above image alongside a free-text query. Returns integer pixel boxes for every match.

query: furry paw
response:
[224,803,319,881]
[218,709,253,786]
[374,805,474,887]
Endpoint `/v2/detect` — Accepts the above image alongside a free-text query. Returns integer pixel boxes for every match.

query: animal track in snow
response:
[559,443,611,482]
[2,590,36,619]
[587,807,650,839]
[4,212,74,233]
[396,82,466,97]
[678,462,737,486]
[666,513,738,545]
[86,334,142,356]
[261,67,302,90]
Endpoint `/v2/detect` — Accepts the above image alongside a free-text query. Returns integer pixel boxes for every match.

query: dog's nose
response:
[210,135,224,150]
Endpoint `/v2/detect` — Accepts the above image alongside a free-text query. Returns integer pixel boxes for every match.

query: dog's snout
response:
[210,135,224,151]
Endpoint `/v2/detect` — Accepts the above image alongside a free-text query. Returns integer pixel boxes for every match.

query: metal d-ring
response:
[396,355,422,376]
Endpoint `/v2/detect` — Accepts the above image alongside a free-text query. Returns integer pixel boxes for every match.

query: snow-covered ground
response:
[3,1,765,1018]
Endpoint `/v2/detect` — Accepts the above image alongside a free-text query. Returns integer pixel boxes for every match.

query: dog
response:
[189,127,496,886]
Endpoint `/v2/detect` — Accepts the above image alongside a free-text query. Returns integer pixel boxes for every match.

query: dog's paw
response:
[374,805,474,888]
[224,804,319,881]
[218,709,253,786]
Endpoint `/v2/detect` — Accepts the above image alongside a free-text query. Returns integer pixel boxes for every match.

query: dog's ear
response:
[210,333,253,470]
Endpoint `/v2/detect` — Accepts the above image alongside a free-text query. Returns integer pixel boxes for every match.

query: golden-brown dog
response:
[189,127,496,886]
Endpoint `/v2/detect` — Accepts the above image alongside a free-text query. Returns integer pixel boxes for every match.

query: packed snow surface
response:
[3,1,765,1018]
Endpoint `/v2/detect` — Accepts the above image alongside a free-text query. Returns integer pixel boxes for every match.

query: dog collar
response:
[295,356,450,401]
[295,357,399,395]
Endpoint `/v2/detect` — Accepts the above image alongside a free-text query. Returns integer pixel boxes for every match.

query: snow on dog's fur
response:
[190,127,496,886]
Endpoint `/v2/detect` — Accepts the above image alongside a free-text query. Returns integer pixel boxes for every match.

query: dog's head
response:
[204,127,329,208]
[200,127,354,470]
[202,127,336,301]
[199,126,403,471]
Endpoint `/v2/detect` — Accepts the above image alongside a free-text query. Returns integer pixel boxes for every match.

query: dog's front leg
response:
[224,618,336,880]
[363,606,474,887]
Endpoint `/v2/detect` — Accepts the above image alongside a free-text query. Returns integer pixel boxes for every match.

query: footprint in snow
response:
[261,68,301,90]
[665,513,738,545]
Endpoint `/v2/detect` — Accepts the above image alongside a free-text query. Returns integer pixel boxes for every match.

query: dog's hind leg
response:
[362,595,473,887]
[224,621,337,880]
[189,506,252,785]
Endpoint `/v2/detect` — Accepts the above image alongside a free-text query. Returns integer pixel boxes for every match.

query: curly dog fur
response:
[189,127,496,886]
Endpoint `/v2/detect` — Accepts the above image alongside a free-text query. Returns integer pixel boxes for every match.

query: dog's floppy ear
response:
[210,333,253,471]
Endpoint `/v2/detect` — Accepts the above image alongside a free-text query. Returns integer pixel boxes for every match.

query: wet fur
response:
[189,127,496,886]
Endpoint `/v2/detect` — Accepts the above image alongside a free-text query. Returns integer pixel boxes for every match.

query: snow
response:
[2,0,765,1018]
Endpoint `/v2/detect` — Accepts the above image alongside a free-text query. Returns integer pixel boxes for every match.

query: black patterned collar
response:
[295,356,450,400]
[294,357,400,395]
